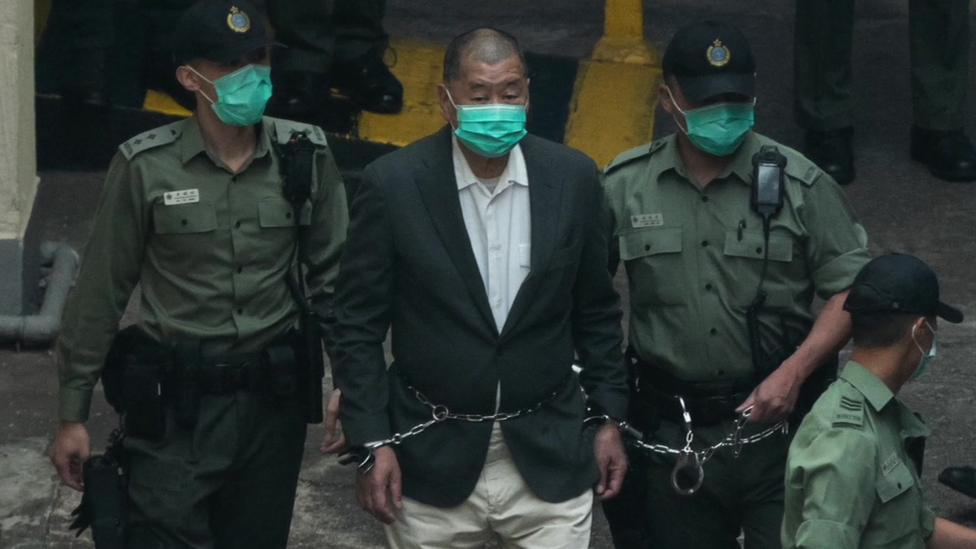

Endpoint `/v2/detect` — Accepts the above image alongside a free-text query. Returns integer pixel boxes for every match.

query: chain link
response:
[365,385,552,450]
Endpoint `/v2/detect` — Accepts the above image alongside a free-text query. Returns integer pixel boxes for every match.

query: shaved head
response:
[443,27,527,82]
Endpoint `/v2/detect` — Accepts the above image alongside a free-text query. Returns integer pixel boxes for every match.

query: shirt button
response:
[716,369,725,376]
[237,267,243,274]
[237,308,243,315]
[756,247,763,255]
[709,328,718,335]
[701,196,709,203]
[235,221,242,229]
[181,219,188,226]
[232,175,239,182]
[705,284,713,291]
[644,244,651,252]
[701,240,709,247]
[286,212,293,220]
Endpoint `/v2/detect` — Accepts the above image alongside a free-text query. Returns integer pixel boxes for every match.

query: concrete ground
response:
[4,0,976,547]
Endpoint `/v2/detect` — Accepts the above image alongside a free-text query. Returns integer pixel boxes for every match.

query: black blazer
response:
[334,126,628,507]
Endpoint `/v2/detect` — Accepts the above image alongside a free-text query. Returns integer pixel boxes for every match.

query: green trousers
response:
[266,0,388,74]
[125,392,307,549]
[604,418,790,549]
[794,0,970,132]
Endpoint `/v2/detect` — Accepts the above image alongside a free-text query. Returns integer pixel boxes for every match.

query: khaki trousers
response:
[385,423,594,549]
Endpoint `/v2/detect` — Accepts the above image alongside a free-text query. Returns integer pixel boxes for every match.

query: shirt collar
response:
[840,361,895,412]
[651,131,758,188]
[180,116,273,166]
[451,135,529,191]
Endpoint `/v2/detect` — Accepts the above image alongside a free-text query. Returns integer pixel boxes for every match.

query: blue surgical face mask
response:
[666,87,755,157]
[446,89,528,158]
[910,321,937,381]
[189,64,272,126]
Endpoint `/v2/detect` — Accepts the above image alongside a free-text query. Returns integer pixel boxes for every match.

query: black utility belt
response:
[103,326,307,441]
[628,353,756,426]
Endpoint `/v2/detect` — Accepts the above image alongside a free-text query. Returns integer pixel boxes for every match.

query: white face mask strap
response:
[911,321,937,356]
[184,65,217,105]
[665,86,690,135]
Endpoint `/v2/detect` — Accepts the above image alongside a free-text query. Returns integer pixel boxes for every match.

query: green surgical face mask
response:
[666,87,755,157]
[190,64,272,126]
[446,89,528,158]
[910,321,938,381]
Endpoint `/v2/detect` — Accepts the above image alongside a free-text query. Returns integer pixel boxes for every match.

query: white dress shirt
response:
[452,136,532,333]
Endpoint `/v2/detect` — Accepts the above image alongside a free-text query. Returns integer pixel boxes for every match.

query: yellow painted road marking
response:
[566,0,660,168]
[143,90,192,117]
[357,39,448,146]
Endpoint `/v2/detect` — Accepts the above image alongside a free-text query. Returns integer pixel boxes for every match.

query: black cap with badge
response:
[662,20,756,104]
[844,253,964,323]
[170,1,280,65]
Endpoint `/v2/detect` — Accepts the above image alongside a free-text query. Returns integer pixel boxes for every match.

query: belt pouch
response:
[122,356,166,442]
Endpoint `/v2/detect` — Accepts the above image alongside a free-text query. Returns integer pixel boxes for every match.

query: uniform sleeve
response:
[57,154,148,423]
[600,173,621,276]
[573,161,628,421]
[799,176,870,299]
[786,426,878,549]
[303,146,349,353]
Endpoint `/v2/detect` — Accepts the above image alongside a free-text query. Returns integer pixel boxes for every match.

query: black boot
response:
[268,71,327,122]
[803,127,856,185]
[910,126,976,182]
[332,49,404,114]
[939,466,976,499]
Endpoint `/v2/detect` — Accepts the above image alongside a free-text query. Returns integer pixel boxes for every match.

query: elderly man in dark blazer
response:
[332,27,629,548]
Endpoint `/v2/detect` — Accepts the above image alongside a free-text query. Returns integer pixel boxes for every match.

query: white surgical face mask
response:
[910,321,937,381]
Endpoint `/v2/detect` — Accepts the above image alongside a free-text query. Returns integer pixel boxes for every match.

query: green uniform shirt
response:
[602,131,869,382]
[57,116,348,423]
[783,361,937,549]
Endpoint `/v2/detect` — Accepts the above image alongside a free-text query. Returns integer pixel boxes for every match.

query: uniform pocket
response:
[618,227,685,306]
[153,202,217,235]
[876,460,916,503]
[723,230,794,262]
[258,198,312,228]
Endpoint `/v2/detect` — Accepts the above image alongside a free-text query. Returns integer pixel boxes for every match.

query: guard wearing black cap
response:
[601,20,870,549]
[50,2,348,547]
[784,253,976,549]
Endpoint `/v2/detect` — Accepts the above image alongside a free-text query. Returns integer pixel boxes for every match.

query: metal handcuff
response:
[603,397,789,496]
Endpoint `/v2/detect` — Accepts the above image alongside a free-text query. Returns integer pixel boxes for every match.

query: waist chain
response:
[589,396,788,497]
[340,376,568,471]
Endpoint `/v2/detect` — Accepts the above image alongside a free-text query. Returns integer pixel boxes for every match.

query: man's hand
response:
[321,388,346,454]
[593,423,627,501]
[356,446,402,524]
[736,362,803,424]
[51,421,90,491]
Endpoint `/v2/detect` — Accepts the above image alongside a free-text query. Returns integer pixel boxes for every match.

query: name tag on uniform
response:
[164,189,200,206]
[631,213,663,228]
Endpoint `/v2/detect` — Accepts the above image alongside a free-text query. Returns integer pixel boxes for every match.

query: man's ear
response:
[176,65,202,93]
[438,83,457,127]
[659,81,674,115]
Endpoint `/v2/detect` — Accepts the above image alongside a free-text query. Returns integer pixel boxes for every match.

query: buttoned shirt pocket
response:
[723,230,794,263]
[876,460,915,503]
[154,202,217,235]
[619,227,684,305]
[258,198,312,228]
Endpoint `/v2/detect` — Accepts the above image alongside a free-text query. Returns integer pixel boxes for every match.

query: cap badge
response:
[227,6,251,33]
[706,39,730,67]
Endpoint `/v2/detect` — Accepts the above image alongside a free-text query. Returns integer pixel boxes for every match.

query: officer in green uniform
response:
[267,0,404,117]
[795,0,976,184]
[49,2,348,547]
[783,253,976,549]
[601,21,870,549]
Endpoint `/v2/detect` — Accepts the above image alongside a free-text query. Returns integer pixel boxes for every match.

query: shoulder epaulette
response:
[119,122,183,160]
[603,140,663,174]
[265,117,328,147]
[784,159,824,187]
[831,394,865,429]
